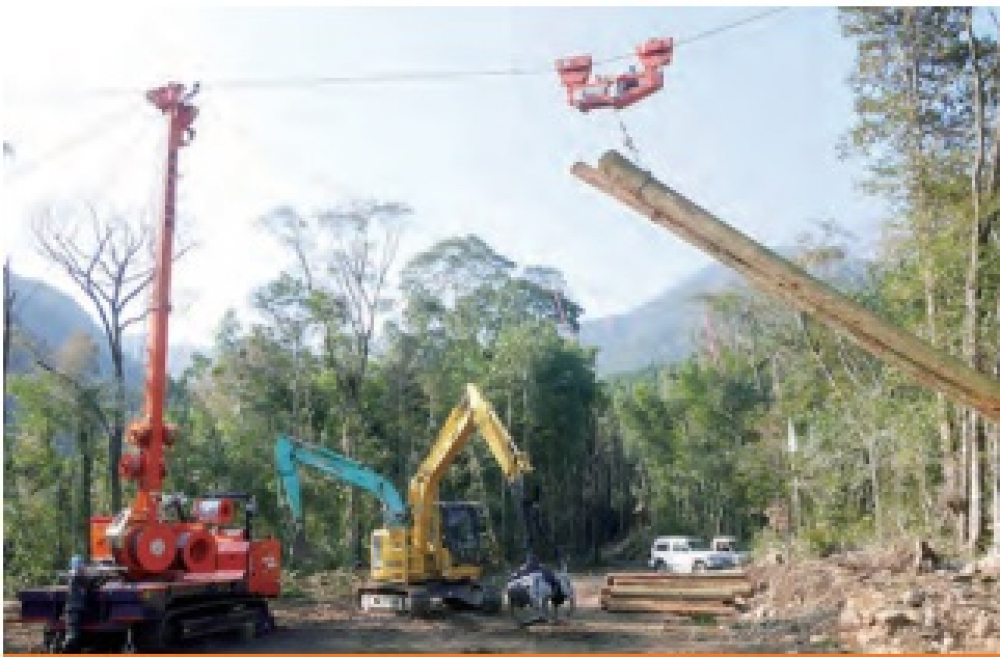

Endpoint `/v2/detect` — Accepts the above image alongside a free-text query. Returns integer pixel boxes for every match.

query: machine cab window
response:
[438,502,487,565]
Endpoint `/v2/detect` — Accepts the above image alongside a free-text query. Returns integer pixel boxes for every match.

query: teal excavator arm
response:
[274,435,408,531]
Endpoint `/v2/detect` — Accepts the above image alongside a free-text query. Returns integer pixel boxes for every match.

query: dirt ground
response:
[3,574,845,654]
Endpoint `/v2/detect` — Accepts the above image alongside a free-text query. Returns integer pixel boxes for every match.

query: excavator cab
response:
[438,501,493,569]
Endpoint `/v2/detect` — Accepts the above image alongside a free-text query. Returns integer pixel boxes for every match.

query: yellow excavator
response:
[284,383,567,616]
[357,382,552,614]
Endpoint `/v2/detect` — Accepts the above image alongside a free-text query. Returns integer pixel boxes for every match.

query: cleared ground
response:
[3,574,844,653]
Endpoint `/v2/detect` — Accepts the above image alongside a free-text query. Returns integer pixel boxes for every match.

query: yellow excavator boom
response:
[407,383,533,557]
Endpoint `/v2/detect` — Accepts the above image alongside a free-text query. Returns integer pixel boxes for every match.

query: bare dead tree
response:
[262,198,408,564]
[32,201,193,512]
[319,200,406,564]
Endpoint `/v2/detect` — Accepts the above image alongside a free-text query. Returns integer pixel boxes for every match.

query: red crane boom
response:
[118,83,198,522]
[16,83,280,653]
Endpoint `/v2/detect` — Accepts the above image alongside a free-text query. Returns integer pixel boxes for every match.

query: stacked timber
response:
[599,572,751,616]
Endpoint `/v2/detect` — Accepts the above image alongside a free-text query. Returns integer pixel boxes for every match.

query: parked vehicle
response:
[710,535,751,567]
[647,536,731,573]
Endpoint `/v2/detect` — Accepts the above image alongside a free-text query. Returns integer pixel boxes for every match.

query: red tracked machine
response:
[15,83,281,653]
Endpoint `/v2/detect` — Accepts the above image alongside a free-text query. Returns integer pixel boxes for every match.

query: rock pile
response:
[742,543,1000,653]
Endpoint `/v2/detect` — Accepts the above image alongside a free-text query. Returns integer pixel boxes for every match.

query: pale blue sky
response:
[2,5,882,350]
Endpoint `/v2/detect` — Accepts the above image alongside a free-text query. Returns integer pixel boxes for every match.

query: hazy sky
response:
[2,5,882,351]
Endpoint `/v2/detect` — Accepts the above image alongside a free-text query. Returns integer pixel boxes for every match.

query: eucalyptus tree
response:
[839,6,1000,549]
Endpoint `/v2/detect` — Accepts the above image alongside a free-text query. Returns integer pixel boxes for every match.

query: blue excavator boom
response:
[274,435,408,532]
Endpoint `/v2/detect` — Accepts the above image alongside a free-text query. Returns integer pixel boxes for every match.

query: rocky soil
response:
[743,544,1000,654]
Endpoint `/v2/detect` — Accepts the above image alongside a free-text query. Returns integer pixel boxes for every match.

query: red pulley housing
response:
[126,420,175,447]
[556,54,592,87]
[114,523,176,574]
[119,453,143,480]
[118,452,166,481]
[637,37,673,70]
[176,529,217,573]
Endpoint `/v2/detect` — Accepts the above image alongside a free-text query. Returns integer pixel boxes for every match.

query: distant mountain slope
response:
[7,272,193,382]
[8,272,121,375]
[579,251,871,376]
[579,262,745,375]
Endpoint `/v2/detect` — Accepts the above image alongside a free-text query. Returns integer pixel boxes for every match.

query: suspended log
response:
[571,151,1000,423]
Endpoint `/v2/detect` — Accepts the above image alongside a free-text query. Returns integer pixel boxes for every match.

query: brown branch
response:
[120,308,151,332]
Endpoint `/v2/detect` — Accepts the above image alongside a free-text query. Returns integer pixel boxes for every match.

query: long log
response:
[604,582,752,594]
[4,600,21,622]
[606,582,750,595]
[600,586,749,601]
[606,573,749,587]
[600,598,738,615]
[606,571,748,578]
[571,151,1000,423]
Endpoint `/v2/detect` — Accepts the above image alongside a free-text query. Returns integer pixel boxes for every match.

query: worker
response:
[62,555,87,652]
[513,550,563,602]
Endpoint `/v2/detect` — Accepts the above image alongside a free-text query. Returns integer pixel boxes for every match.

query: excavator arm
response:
[408,384,535,559]
[274,435,408,531]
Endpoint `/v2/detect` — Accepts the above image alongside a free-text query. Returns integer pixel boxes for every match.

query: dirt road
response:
[4,575,844,653]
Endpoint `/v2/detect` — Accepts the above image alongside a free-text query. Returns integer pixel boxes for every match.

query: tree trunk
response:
[963,8,987,553]
[868,438,883,542]
[111,345,125,513]
[341,417,359,564]
[966,410,982,551]
[56,475,69,569]
[991,421,999,552]
[993,293,1000,551]
[502,391,511,557]
[924,268,964,542]
[78,418,93,561]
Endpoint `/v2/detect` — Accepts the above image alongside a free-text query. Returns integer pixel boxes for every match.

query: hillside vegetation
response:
[4,8,999,601]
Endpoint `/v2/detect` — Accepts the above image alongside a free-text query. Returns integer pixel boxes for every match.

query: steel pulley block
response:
[177,529,217,573]
[125,523,176,574]
[125,421,176,446]
[118,452,166,481]
[119,453,144,480]
[126,421,152,446]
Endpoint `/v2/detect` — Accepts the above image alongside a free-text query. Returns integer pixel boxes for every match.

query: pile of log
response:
[4,600,21,623]
[599,572,751,616]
